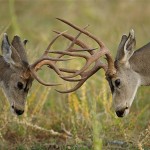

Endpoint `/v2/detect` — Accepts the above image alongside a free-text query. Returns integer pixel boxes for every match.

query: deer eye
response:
[115,79,121,87]
[17,82,24,90]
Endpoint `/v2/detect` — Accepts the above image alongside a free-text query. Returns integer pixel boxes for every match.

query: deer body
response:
[130,43,150,86]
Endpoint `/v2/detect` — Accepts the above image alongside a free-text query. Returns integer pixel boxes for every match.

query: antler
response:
[27,31,71,86]
[25,18,116,93]
[25,29,96,87]
[51,18,116,93]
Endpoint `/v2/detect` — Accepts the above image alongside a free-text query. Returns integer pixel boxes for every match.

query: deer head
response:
[1,34,33,115]
[0,29,98,116]
[50,18,146,118]
[107,30,138,117]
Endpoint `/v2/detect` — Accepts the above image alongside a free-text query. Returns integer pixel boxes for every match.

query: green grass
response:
[0,0,150,149]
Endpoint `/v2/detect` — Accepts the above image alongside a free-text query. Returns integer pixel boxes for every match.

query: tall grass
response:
[0,0,149,149]
[9,0,20,35]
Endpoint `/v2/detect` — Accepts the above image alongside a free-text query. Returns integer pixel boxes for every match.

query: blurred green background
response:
[0,0,149,149]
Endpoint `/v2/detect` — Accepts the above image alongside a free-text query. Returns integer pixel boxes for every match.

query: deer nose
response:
[116,108,126,117]
[14,109,24,115]
[12,106,24,115]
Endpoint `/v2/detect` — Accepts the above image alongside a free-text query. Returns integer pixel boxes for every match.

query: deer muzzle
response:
[11,104,24,116]
[115,107,129,117]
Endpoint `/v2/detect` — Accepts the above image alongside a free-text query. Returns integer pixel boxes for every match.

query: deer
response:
[0,28,94,116]
[0,18,148,118]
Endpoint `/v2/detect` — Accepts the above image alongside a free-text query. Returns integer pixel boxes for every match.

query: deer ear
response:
[12,35,28,64]
[1,33,21,66]
[116,29,136,64]
[1,33,15,64]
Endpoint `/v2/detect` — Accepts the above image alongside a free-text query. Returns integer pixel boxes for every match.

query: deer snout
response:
[15,109,24,115]
[115,107,129,117]
[12,105,24,115]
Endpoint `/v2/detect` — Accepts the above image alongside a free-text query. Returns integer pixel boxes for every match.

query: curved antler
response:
[52,18,116,93]
[25,28,95,87]
[27,31,71,86]
[25,18,116,93]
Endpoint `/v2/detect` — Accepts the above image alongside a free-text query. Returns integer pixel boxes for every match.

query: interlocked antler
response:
[26,18,116,93]
[25,29,95,87]
[27,31,70,86]
[51,18,116,93]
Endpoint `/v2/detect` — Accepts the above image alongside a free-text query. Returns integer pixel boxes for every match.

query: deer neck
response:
[130,42,150,86]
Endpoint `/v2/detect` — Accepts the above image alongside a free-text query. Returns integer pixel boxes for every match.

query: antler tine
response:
[46,67,85,82]
[59,68,77,73]
[29,59,67,86]
[49,50,89,59]
[56,18,105,48]
[45,30,68,54]
[68,48,98,52]
[30,69,61,86]
[55,79,86,93]
[30,57,72,71]
[66,25,89,51]
[53,30,92,52]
